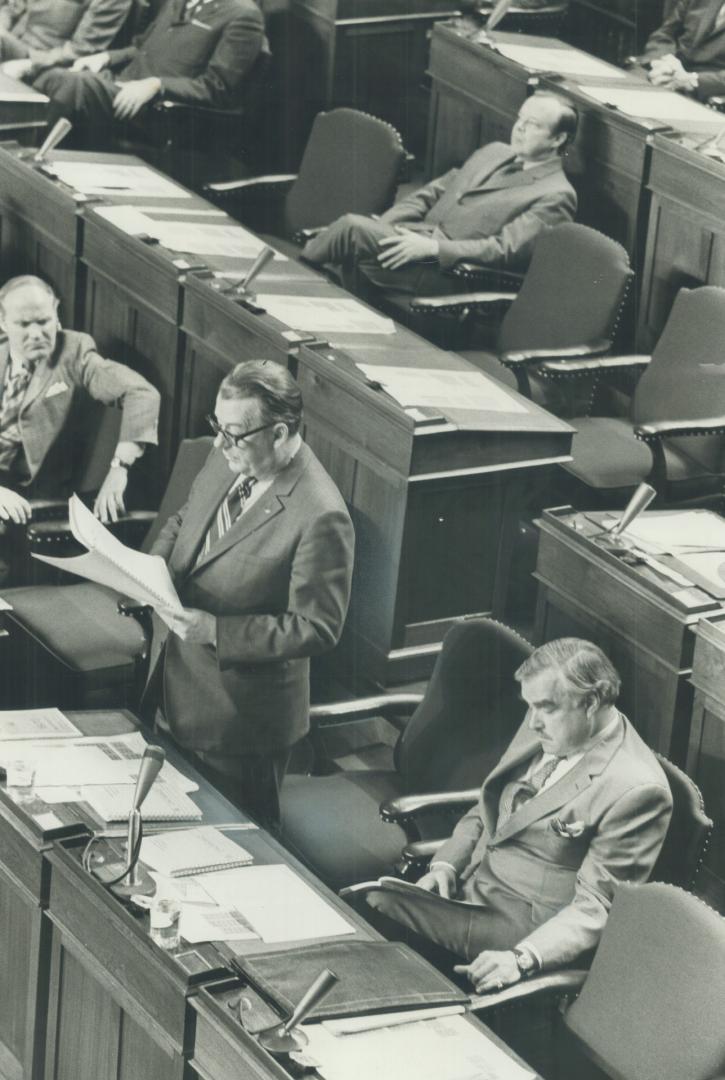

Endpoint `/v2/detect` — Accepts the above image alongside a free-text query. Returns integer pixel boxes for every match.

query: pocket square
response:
[45,381,69,398]
[551,817,587,838]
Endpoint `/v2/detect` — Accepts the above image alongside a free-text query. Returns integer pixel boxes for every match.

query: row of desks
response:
[0,709,537,1080]
[426,22,725,349]
[0,142,572,690]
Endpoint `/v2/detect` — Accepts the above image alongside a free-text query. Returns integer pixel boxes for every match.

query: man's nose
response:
[214,432,224,449]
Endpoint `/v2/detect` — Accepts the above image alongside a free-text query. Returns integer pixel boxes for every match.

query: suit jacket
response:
[146,442,354,756]
[380,142,577,271]
[644,0,725,99]
[107,0,264,107]
[434,714,672,968]
[0,329,159,489]
[0,0,132,64]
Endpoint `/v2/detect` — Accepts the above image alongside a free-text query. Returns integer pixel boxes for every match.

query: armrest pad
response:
[707,95,725,111]
[500,338,612,368]
[468,970,588,1011]
[381,787,479,823]
[154,100,244,118]
[402,838,444,861]
[205,174,297,195]
[27,509,155,542]
[539,354,651,377]
[451,264,524,290]
[27,498,67,520]
[635,416,725,440]
[309,693,423,729]
[410,291,517,314]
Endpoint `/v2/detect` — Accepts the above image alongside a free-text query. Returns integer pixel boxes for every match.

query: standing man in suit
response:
[0,275,159,577]
[0,0,132,83]
[146,360,354,826]
[35,0,265,146]
[303,92,578,294]
[641,0,725,100]
[362,639,672,987]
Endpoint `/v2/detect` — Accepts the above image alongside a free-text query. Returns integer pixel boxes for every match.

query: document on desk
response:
[141,825,253,877]
[149,221,287,260]
[619,510,725,553]
[494,42,625,79]
[356,364,528,413]
[32,494,183,616]
[294,1014,535,1080]
[256,295,396,335]
[0,708,80,741]
[49,162,191,198]
[578,85,716,123]
[198,864,355,942]
[83,781,202,823]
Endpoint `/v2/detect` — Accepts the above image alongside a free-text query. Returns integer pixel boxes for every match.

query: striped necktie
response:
[0,362,33,472]
[197,475,256,564]
[499,753,564,823]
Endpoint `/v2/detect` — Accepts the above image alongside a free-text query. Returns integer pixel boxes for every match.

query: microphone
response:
[611,482,657,538]
[109,745,166,897]
[237,244,275,294]
[258,969,339,1054]
[34,117,72,163]
[486,0,514,31]
[132,745,166,812]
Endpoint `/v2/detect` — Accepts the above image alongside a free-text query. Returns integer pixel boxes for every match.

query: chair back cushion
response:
[651,754,712,890]
[564,882,725,1080]
[285,108,404,232]
[632,286,725,472]
[497,223,631,355]
[141,437,213,552]
[395,618,532,792]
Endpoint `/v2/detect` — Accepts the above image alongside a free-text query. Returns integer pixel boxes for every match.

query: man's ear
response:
[272,421,289,444]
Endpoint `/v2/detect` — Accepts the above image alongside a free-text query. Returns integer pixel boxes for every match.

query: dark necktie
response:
[500,753,565,822]
[0,362,33,473]
[500,158,524,176]
[196,475,256,564]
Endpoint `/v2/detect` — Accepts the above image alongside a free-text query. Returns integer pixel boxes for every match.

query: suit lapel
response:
[481,732,540,836]
[694,0,725,44]
[473,156,563,194]
[0,346,9,407]
[18,355,56,414]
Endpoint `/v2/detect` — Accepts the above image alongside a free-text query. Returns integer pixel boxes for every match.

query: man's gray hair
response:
[0,275,56,315]
[515,638,621,707]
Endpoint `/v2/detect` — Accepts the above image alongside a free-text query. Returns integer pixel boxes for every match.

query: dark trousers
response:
[35,67,147,147]
[188,745,292,830]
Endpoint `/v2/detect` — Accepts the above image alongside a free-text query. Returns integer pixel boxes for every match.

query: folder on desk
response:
[234,940,468,1020]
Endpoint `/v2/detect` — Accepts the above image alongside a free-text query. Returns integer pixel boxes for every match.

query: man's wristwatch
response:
[109,456,130,471]
[512,946,538,978]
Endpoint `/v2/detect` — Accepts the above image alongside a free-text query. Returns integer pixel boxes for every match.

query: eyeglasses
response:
[207,415,274,447]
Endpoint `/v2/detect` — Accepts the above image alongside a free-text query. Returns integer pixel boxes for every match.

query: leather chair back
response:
[141,437,214,552]
[497,223,631,357]
[632,286,725,473]
[651,753,713,891]
[394,617,532,792]
[563,882,725,1080]
[284,108,405,232]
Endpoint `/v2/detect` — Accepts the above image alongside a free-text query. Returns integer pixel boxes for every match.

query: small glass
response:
[149,889,181,951]
[5,760,35,788]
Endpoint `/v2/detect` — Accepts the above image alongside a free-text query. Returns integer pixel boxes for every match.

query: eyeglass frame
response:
[207,414,276,447]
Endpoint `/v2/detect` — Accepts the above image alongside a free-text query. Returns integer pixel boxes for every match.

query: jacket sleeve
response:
[431,790,487,876]
[436,185,577,271]
[75,341,160,446]
[519,782,673,969]
[642,0,687,59]
[380,168,460,225]
[693,67,725,99]
[215,507,354,665]
[29,0,133,68]
[158,10,264,106]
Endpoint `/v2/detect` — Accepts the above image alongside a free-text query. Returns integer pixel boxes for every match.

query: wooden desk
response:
[0,73,48,140]
[688,619,725,912]
[638,133,725,351]
[534,506,725,764]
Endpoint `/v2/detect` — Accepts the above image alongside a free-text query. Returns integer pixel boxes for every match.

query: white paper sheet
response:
[294,1014,535,1080]
[494,42,625,79]
[197,864,355,942]
[93,205,159,235]
[179,905,260,944]
[356,364,527,412]
[0,709,80,741]
[620,510,725,553]
[149,221,287,260]
[140,825,253,876]
[579,85,717,123]
[84,781,202,823]
[50,162,191,197]
[257,295,396,335]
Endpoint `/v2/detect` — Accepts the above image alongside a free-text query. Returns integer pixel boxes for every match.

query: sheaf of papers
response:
[494,42,625,79]
[579,85,717,123]
[256,295,396,335]
[620,510,725,553]
[198,864,355,942]
[180,905,259,944]
[32,494,183,615]
[93,205,160,235]
[140,825,253,877]
[356,364,527,412]
[50,162,191,197]
[0,708,80,741]
[147,221,287,260]
[293,1014,535,1080]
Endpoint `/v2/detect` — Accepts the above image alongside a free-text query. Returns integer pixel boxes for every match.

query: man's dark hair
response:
[219,359,303,434]
[532,90,579,152]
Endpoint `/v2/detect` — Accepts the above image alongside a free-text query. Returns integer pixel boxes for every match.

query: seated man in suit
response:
[640,0,725,100]
[35,0,265,147]
[145,360,355,826]
[302,91,578,295]
[0,0,132,84]
[362,638,672,990]
[0,275,160,579]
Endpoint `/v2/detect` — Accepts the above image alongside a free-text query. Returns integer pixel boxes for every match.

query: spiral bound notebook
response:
[84,782,202,824]
[140,825,253,877]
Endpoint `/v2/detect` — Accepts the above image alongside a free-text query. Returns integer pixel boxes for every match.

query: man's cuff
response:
[516,940,543,971]
[429,860,457,877]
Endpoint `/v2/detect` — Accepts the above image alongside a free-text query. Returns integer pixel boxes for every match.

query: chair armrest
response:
[450,264,524,291]
[539,354,651,378]
[381,787,479,823]
[409,291,517,315]
[468,970,588,1012]
[205,174,297,197]
[500,338,612,369]
[27,498,68,522]
[153,100,245,118]
[309,693,423,730]
[27,510,155,550]
[635,416,725,441]
[707,95,725,112]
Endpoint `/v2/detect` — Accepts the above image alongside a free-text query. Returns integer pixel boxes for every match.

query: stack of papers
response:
[494,42,625,80]
[49,162,190,198]
[0,709,80,741]
[620,510,725,553]
[579,86,716,124]
[356,364,526,413]
[257,295,396,335]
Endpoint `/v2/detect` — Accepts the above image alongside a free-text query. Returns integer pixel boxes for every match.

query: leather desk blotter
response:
[234,940,469,1020]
